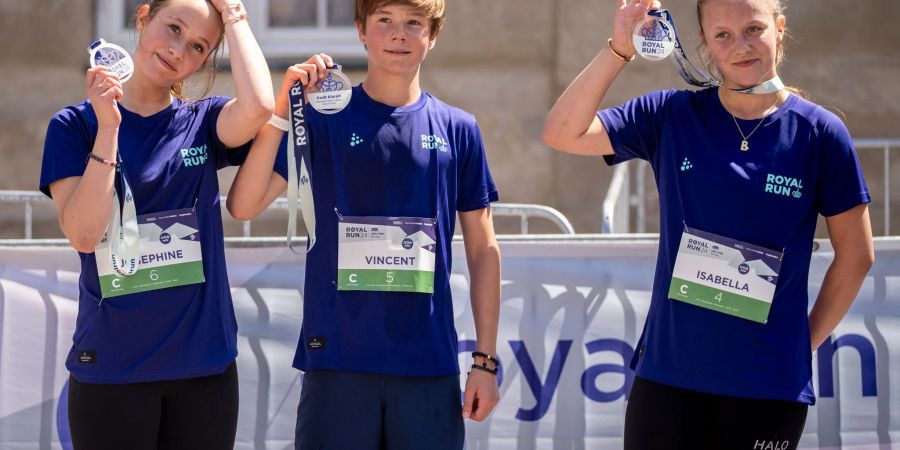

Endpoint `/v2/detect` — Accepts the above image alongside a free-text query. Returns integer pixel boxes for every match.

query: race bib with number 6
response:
[95,208,205,298]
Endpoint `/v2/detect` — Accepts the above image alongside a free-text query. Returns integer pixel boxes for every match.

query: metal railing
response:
[0,190,44,240]
[601,162,631,233]
[493,203,575,234]
[0,191,575,239]
[856,139,896,235]
[602,160,653,234]
[601,138,899,235]
[255,198,574,235]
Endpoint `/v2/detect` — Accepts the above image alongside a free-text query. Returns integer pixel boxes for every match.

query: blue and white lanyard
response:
[286,82,317,253]
[108,157,140,276]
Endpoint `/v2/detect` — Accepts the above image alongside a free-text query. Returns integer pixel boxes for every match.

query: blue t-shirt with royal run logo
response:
[599,88,870,404]
[40,96,250,384]
[274,85,498,376]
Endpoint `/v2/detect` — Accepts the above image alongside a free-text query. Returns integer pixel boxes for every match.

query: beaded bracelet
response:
[86,152,117,168]
[471,351,501,376]
[470,364,499,376]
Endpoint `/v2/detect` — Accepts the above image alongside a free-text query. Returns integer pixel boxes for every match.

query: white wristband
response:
[267,114,290,131]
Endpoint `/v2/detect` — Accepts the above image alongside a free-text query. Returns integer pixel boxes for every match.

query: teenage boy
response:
[227,0,502,448]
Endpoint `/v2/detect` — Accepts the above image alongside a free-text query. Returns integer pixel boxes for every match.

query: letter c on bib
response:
[349,273,358,283]
[112,278,121,289]
[679,284,688,295]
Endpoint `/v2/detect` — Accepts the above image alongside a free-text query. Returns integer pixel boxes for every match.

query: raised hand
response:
[611,0,662,58]
[208,0,242,15]
[462,367,501,422]
[86,66,123,129]
[274,53,334,116]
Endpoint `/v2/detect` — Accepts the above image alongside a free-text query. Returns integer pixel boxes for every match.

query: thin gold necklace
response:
[723,95,780,151]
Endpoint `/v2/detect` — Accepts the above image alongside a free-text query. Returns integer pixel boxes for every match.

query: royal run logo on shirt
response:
[764,173,803,199]
[180,144,208,167]
[421,134,450,153]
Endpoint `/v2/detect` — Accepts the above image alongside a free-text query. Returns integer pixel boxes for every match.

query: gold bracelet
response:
[224,13,248,25]
[607,38,635,62]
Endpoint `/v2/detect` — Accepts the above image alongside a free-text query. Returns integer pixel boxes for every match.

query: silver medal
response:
[306,65,352,114]
[87,38,134,83]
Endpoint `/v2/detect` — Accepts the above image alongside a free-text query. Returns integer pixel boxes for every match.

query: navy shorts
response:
[295,370,464,450]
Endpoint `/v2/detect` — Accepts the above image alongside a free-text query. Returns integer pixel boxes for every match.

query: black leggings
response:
[625,377,808,450]
[68,363,239,450]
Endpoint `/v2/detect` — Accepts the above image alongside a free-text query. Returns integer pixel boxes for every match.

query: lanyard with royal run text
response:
[287,82,317,253]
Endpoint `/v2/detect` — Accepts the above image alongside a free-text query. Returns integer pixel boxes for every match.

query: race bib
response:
[668,227,782,323]
[95,208,205,298]
[337,215,436,293]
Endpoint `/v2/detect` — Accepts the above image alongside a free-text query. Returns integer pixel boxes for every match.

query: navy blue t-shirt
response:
[40,96,249,384]
[599,88,870,404]
[275,85,498,376]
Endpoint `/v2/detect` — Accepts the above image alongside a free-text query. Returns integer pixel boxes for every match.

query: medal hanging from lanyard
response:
[107,157,141,276]
[286,65,352,253]
[632,9,784,95]
[87,38,140,276]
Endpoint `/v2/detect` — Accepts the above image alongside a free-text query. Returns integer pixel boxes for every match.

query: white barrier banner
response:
[0,237,898,449]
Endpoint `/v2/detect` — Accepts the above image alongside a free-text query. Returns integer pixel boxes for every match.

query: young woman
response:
[543,0,873,448]
[39,0,272,448]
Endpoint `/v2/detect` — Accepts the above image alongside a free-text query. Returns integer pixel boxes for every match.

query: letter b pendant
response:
[740,140,749,151]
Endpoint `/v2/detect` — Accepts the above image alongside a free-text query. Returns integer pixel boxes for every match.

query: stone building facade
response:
[1,0,898,238]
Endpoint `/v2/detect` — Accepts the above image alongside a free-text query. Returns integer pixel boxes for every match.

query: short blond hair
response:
[355,0,446,39]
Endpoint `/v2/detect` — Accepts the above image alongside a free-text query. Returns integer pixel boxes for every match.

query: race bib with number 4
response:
[668,227,782,323]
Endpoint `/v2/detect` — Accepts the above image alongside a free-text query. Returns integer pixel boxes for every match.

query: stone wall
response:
[1,0,897,239]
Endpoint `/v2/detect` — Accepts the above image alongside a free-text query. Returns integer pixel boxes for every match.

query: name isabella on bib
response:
[668,227,782,323]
